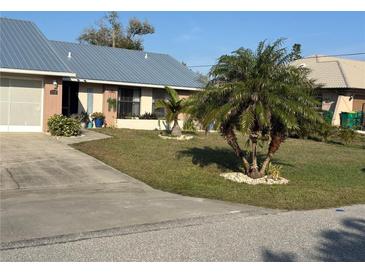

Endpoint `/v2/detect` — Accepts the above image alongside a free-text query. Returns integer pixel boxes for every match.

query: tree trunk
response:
[221,125,250,173]
[112,29,116,48]
[171,119,182,137]
[248,134,261,179]
[259,133,285,175]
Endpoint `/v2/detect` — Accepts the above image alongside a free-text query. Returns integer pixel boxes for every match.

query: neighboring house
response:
[0,17,204,132]
[292,56,365,126]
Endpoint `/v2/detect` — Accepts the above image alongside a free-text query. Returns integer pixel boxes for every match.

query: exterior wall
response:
[78,83,104,114]
[74,84,197,130]
[177,90,193,120]
[320,88,365,125]
[1,73,63,132]
[115,88,196,130]
[332,95,353,126]
[103,85,118,127]
[353,93,365,112]
[43,76,63,131]
[140,87,153,114]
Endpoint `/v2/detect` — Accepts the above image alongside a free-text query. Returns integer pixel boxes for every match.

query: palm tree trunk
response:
[221,125,250,173]
[248,134,261,179]
[171,119,182,136]
[259,134,285,175]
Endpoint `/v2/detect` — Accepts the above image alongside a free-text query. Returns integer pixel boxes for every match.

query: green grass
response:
[73,128,365,210]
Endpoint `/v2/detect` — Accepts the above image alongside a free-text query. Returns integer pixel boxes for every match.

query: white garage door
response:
[0,77,43,132]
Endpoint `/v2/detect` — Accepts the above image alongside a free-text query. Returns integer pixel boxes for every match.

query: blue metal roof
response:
[0,17,72,74]
[50,40,204,89]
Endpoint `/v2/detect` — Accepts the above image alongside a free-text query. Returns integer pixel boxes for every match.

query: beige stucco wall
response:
[332,95,353,126]
[353,93,365,112]
[78,83,104,113]
[140,87,153,114]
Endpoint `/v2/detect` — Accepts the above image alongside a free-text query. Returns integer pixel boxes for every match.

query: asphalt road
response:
[1,204,364,261]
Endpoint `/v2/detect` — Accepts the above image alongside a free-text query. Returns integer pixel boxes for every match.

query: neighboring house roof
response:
[292,56,365,89]
[50,40,204,89]
[0,17,74,76]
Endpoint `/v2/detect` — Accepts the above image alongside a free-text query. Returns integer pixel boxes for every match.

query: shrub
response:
[91,112,105,120]
[337,128,356,145]
[267,163,282,180]
[47,114,81,137]
[183,118,197,132]
[139,112,157,120]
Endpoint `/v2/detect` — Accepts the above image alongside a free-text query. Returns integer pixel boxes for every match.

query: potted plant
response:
[80,111,90,128]
[91,112,105,128]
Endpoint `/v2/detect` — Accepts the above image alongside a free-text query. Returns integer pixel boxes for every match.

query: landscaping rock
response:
[158,134,194,140]
[220,172,289,185]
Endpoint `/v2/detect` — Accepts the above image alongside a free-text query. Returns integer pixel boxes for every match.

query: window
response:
[86,88,94,114]
[117,87,141,118]
[152,88,167,118]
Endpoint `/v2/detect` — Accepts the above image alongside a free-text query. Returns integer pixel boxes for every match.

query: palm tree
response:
[156,86,189,137]
[189,39,322,178]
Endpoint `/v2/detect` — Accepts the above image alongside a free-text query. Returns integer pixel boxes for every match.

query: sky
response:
[1,11,365,74]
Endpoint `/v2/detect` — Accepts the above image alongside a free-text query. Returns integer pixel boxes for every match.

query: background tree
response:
[156,87,189,137]
[289,43,302,61]
[188,39,322,178]
[78,12,155,50]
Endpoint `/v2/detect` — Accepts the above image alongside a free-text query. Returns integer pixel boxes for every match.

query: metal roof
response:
[50,40,204,89]
[0,17,73,75]
[292,56,365,89]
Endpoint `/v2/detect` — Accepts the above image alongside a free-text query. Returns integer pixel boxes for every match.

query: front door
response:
[62,81,79,116]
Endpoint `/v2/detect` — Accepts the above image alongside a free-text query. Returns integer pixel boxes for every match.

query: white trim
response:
[40,78,44,132]
[0,74,44,81]
[0,68,76,77]
[67,78,202,91]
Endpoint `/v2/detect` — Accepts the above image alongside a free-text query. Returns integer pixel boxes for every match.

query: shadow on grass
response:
[261,217,365,261]
[178,146,243,172]
[178,146,295,172]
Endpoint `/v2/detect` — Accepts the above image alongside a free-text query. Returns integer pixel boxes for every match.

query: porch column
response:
[103,85,118,127]
[140,87,153,115]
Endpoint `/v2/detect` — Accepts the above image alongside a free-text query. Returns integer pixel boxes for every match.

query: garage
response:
[0,77,43,132]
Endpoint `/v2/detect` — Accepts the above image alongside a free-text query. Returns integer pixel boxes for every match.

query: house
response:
[0,17,204,132]
[292,56,365,126]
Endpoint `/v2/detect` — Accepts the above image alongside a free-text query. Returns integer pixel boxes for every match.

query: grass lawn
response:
[73,128,365,210]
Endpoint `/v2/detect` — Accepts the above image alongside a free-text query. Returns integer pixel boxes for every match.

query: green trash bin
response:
[323,111,334,124]
[340,112,360,129]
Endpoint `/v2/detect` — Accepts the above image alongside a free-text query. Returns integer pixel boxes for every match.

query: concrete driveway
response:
[0,133,277,249]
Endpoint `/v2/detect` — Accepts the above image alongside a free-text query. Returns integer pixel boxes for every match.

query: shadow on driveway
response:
[262,217,365,262]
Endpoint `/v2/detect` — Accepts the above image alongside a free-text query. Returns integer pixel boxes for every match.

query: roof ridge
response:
[302,55,365,63]
[0,17,34,24]
[33,33,73,74]
[335,61,349,88]
[49,39,169,57]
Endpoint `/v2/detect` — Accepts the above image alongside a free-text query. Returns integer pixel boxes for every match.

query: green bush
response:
[47,114,81,137]
[337,128,356,145]
[183,118,197,132]
[139,112,157,120]
[267,163,282,180]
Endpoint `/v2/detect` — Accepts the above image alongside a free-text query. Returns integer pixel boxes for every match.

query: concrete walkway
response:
[0,133,277,248]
